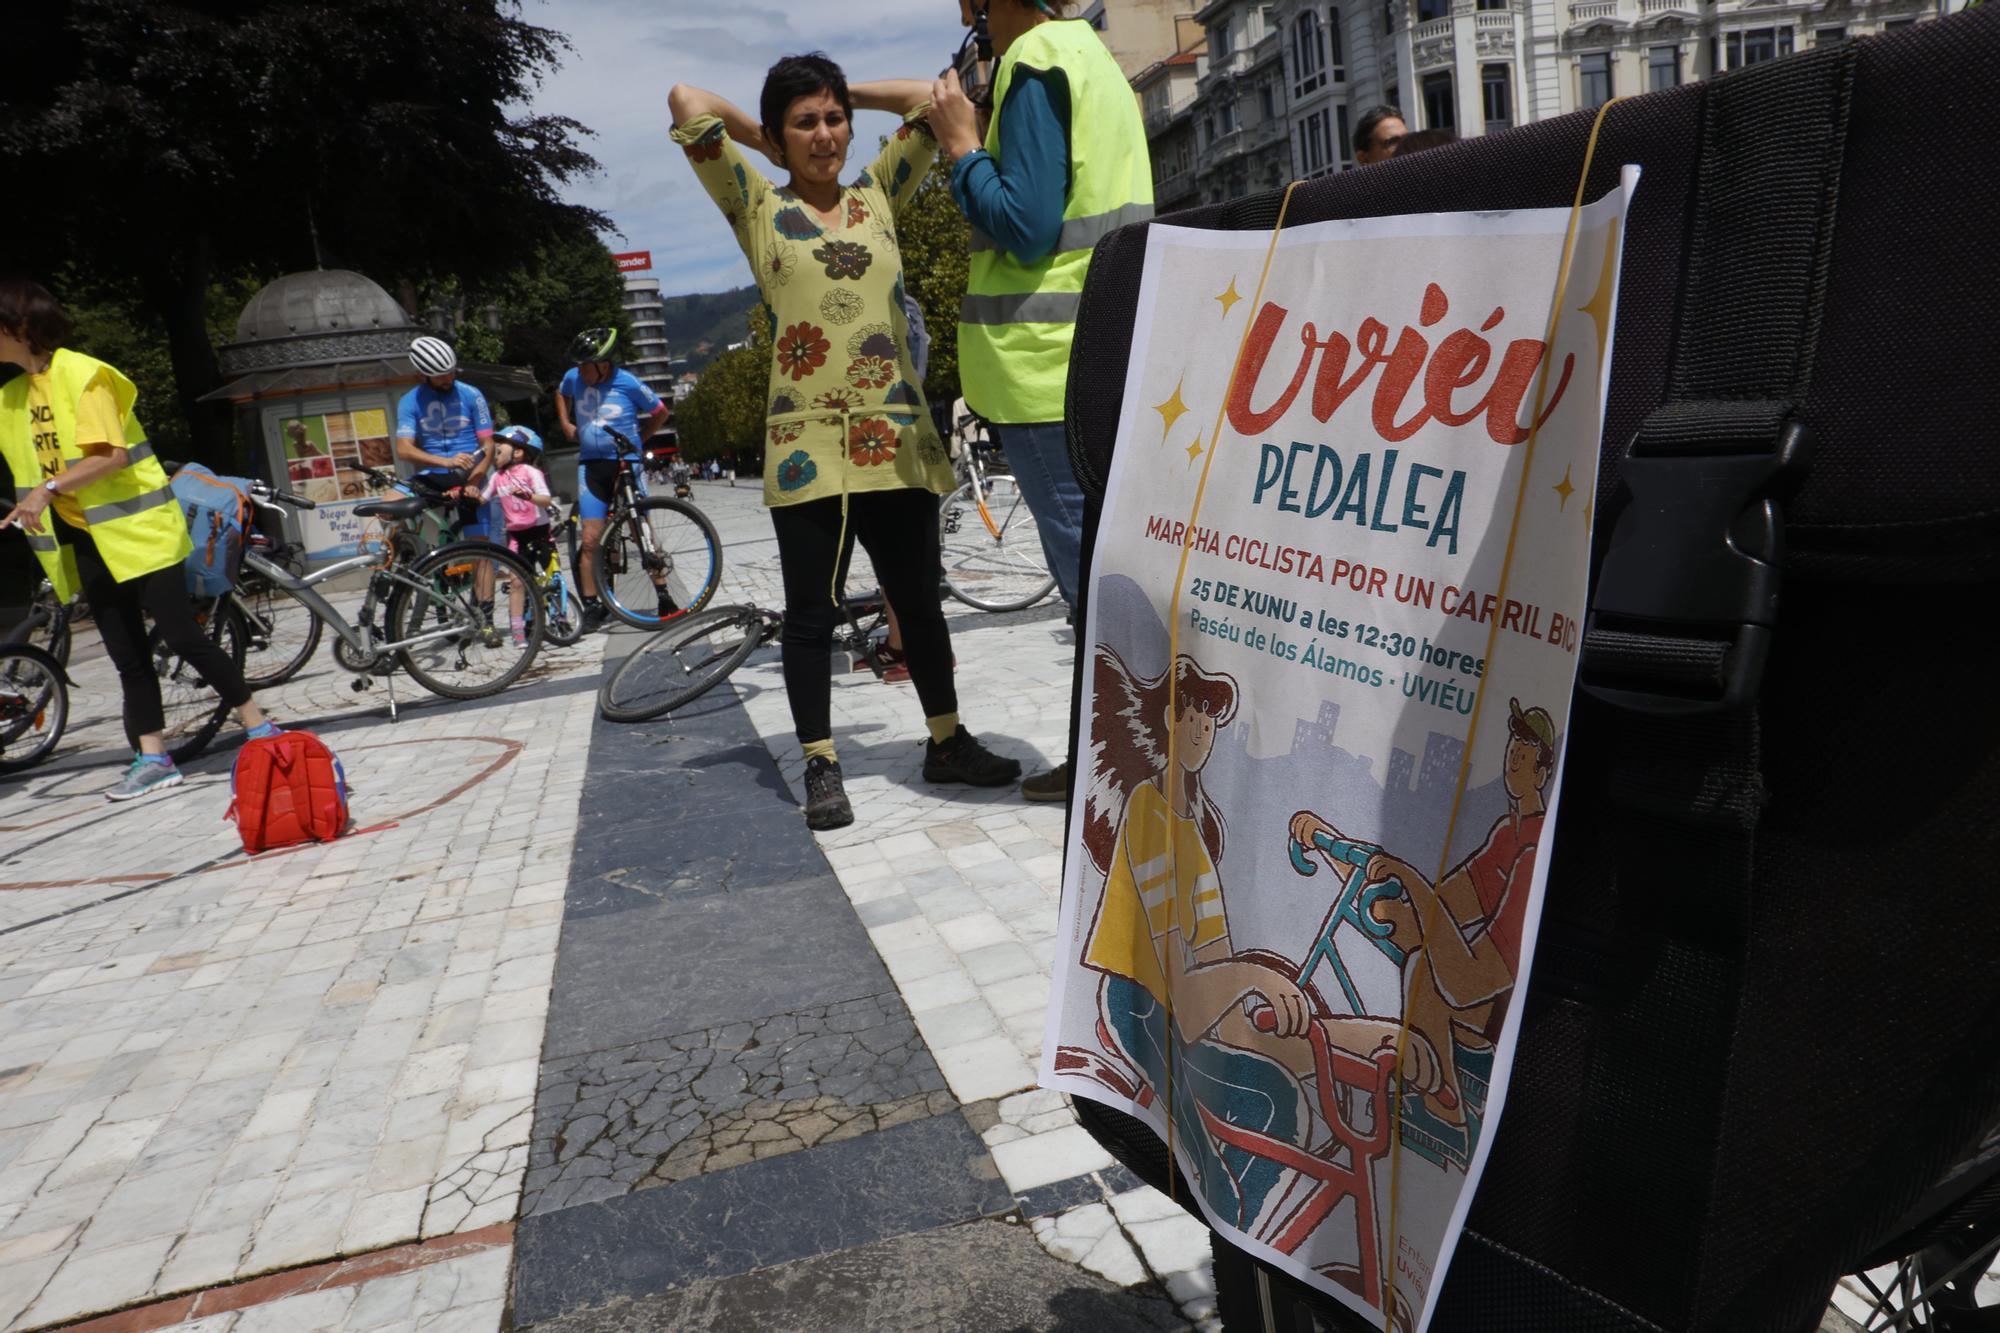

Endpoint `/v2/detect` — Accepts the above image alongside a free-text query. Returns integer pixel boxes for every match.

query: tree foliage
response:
[1,0,606,466]
[894,157,972,408]
[676,341,769,469]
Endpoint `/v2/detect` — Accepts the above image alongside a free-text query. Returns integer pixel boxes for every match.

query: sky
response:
[526,0,969,298]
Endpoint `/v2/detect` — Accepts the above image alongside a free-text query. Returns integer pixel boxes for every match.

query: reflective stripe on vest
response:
[122,440,155,466]
[81,484,177,526]
[961,291,1085,326]
[958,21,1154,424]
[24,531,59,553]
[968,202,1157,256]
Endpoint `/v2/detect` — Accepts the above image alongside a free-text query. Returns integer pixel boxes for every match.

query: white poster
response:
[1044,169,1637,1331]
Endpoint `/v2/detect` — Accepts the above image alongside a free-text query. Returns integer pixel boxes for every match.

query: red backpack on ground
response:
[228,731,349,853]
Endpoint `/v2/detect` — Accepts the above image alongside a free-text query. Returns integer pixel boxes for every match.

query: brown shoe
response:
[1020,762,1070,803]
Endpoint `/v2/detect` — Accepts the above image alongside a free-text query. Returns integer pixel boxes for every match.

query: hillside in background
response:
[659,285,759,370]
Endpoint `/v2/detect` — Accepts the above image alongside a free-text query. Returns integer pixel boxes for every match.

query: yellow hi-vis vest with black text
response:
[959,20,1154,425]
[0,349,191,602]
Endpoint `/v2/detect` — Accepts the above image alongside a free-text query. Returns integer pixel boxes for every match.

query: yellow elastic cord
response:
[925,712,961,745]
[1380,97,1627,1332]
[831,405,853,608]
[1160,178,1306,1200]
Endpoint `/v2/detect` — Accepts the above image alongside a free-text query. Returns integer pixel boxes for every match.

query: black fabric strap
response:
[1569,43,1858,1332]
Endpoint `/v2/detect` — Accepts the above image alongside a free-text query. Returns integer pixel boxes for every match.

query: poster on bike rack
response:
[1042,169,1637,1331]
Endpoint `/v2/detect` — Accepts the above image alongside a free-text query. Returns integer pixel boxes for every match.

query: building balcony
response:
[1202,125,1248,163]
[1637,0,1693,15]
[1569,0,1619,22]
[1477,10,1514,31]
[1244,115,1288,152]
[1412,14,1454,41]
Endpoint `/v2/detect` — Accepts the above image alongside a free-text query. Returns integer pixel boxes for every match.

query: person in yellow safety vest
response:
[0,277,275,802]
[931,0,1153,805]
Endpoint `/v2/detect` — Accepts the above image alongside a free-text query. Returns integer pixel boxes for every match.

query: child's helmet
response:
[496,424,543,461]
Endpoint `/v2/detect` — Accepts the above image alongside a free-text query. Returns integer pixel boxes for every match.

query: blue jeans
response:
[991,420,1084,609]
[1104,976,1302,1230]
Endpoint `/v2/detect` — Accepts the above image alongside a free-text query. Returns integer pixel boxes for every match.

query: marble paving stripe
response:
[511,1110,1012,1326]
[1014,1163,1150,1220]
[37,1222,513,1333]
[0,875,171,892]
[523,990,957,1217]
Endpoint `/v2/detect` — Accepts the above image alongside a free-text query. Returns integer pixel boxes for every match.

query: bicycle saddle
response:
[350,495,429,520]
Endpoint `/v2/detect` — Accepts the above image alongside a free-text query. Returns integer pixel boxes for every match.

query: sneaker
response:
[1021,761,1071,803]
[923,726,1023,788]
[581,603,611,634]
[478,623,505,648]
[877,643,911,684]
[803,755,855,830]
[106,755,184,803]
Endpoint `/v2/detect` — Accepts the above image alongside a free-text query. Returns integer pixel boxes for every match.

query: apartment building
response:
[1148,0,1959,214]
[620,276,674,400]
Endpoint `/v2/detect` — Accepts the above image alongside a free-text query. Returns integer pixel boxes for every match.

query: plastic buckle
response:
[1579,417,1812,714]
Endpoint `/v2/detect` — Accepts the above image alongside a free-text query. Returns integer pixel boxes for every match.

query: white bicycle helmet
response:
[409,335,459,377]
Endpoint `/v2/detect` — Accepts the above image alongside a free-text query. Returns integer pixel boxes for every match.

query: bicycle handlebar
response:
[246,479,317,510]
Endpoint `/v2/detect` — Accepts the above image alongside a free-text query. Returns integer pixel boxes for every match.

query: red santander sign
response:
[613,251,652,273]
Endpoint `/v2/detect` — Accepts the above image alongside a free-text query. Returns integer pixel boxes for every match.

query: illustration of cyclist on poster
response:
[1044,170,1637,1331]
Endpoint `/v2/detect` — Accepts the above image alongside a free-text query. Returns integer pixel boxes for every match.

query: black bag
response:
[1060,11,2000,1331]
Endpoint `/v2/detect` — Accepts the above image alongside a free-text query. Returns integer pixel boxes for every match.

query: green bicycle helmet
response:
[570,327,618,364]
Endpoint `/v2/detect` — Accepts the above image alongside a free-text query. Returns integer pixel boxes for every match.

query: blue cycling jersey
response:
[395,380,493,462]
[561,367,662,461]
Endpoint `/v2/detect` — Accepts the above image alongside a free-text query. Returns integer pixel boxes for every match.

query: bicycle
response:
[938,414,1057,613]
[584,427,722,630]
[0,602,71,775]
[597,590,890,723]
[20,579,76,666]
[230,528,321,688]
[238,480,545,712]
[519,499,585,648]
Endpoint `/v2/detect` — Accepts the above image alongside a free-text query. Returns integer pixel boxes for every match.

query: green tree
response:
[676,342,768,470]
[893,160,973,408]
[416,221,630,395]
[2,0,605,468]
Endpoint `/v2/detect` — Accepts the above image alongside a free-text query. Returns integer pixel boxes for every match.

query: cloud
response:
[527,0,965,300]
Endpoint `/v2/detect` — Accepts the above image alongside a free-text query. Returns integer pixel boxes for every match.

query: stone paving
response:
[0,591,605,1331]
[0,480,1910,1332]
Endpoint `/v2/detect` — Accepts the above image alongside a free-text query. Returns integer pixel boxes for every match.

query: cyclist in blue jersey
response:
[555,327,672,631]
[398,335,501,637]
[396,336,495,539]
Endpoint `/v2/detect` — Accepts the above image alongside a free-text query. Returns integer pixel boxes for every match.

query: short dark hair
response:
[1353,105,1405,155]
[1393,128,1457,155]
[759,52,853,146]
[0,277,73,359]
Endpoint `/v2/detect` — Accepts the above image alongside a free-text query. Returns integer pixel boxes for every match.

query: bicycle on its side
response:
[938,413,1057,613]
[597,590,892,723]
[587,427,722,630]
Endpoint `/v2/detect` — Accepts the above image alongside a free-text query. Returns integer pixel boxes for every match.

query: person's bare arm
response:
[554,392,577,444]
[638,402,668,444]
[396,436,470,470]
[850,80,932,116]
[2,444,122,533]
[668,84,772,162]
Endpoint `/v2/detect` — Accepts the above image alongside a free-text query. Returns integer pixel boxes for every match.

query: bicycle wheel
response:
[598,606,762,723]
[940,477,1058,612]
[598,497,723,630]
[384,542,543,699]
[236,576,324,689]
[131,600,246,765]
[532,572,587,648]
[0,646,68,774]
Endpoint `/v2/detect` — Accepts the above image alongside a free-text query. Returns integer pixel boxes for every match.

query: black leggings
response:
[769,489,954,746]
[60,522,253,739]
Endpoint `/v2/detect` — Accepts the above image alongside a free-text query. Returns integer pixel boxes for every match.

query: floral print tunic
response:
[671,109,954,508]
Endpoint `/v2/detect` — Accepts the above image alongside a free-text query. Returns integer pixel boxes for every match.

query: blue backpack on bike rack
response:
[171,463,255,597]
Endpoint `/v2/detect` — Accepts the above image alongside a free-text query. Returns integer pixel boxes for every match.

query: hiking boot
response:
[1020,761,1071,803]
[106,755,184,803]
[803,755,855,830]
[923,726,1022,788]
